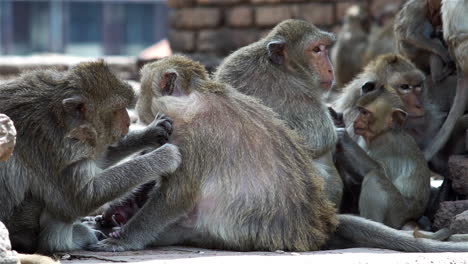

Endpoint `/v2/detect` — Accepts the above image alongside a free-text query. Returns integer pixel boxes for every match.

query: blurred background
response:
[0,0,402,80]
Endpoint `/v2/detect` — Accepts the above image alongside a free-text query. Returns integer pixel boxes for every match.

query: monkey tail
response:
[330,215,468,252]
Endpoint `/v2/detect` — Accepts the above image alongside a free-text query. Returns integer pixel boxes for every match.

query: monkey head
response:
[265,19,336,90]
[362,54,426,118]
[354,86,407,143]
[137,55,215,124]
[61,61,134,152]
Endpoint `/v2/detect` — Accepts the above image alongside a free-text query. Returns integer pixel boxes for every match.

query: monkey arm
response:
[101,115,172,167]
[405,23,450,61]
[335,129,380,179]
[57,144,180,217]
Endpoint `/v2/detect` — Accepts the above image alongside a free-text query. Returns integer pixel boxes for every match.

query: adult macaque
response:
[91,55,468,253]
[331,4,371,88]
[0,61,181,253]
[394,0,454,83]
[215,19,343,208]
[335,86,431,229]
[424,0,468,161]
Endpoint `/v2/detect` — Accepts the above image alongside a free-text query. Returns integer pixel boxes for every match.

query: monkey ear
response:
[361,82,376,94]
[390,109,408,129]
[160,71,178,96]
[267,40,286,65]
[62,96,86,118]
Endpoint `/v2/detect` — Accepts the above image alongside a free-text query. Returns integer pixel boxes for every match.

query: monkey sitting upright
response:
[0,61,181,254]
[92,55,468,253]
[334,86,431,229]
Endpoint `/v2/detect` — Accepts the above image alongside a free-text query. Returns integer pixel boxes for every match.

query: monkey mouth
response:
[321,81,334,89]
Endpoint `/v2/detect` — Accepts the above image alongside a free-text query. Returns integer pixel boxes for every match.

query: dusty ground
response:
[60,247,468,264]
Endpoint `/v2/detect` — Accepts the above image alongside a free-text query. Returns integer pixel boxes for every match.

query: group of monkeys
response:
[1,0,468,262]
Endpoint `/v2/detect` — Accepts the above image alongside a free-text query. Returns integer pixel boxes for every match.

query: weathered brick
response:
[433,200,468,230]
[169,30,196,52]
[450,210,468,234]
[448,155,468,195]
[198,29,225,53]
[197,0,244,5]
[371,0,403,17]
[251,0,303,3]
[227,6,254,27]
[170,8,222,29]
[255,5,297,27]
[167,0,195,8]
[228,29,260,50]
[298,3,334,26]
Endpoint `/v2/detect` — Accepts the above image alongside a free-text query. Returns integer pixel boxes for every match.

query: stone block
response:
[169,30,196,52]
[167,0,195,8]
[255,5,297,27]
[450,210,468,234]
[448,155,468,195]
[433,200,468,230]
[197,0,244,5]
[298,3,334,26]
[0,221,19,264]
[170,8,222,29]
[227,6,254,27]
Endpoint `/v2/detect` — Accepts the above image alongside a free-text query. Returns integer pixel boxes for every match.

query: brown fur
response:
[214,19,343,207]
[92,55,338,252]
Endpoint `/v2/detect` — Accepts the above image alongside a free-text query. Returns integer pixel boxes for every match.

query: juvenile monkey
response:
[336,86,431,229]
[331,4,371,88]
[214,19,343,208]
[94,55,468,253]
[333,54,442,151]
[0,61,181,253]
[394,0,454,83]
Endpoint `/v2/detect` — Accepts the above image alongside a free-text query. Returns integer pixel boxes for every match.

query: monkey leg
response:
[89,184,197,252]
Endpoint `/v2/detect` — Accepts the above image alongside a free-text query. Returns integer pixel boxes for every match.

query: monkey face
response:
[396,84,425,118]
[354,107,375,140]
[306,42,335,90]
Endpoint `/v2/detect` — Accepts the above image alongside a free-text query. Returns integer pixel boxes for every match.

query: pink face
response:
[306,42,335,90]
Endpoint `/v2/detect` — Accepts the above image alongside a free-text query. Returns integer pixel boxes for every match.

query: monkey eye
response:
[312,46,321,53]
[400,84,410,90]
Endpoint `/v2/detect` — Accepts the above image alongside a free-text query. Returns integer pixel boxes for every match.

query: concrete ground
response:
[60,247,468,264]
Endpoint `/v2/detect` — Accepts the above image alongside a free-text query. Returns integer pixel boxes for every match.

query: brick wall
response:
[167,0,402,57]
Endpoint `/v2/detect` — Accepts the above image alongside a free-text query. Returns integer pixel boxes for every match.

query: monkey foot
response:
[87,238,131,252]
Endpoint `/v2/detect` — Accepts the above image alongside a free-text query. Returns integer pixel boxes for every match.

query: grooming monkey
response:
[93,55,468,253]
[0,116,56,264]
[215,19,343,208]
[334,86,431,229]
[0,61,181,253]
[93,55,339,252]
[394,0,454,83]
[331,4,371,88]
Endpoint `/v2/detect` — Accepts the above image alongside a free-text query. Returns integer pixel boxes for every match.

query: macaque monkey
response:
[394,0,454,83]
[333,54,442,151]
[0,61,181,253]
[335,86,431,229]
[332,4,371,88]
[214,19,343,208]
[91,55,468,253]
[424,0,468,161]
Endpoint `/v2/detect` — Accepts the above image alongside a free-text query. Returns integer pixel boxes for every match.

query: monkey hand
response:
[142,113,173,147]
[145,143,182,175]
[328,107,345,128]
[335,128,352,153]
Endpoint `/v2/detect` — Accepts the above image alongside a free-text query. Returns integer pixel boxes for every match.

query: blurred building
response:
[0,0,169,56]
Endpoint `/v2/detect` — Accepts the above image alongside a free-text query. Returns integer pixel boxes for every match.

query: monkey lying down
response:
[89,55,468,253]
